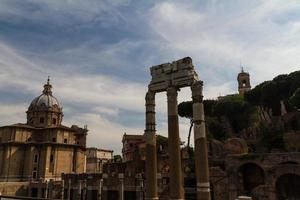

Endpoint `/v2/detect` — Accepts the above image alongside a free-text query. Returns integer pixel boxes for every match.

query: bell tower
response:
[237,67,251,95]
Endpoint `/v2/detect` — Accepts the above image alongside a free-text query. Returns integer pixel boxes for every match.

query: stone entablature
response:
[149,57,199,92]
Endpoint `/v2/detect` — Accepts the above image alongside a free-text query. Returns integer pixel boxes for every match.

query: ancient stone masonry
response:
[144,57,211,200]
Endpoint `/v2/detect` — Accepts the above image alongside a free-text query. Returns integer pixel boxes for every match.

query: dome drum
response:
[27,78,63,128]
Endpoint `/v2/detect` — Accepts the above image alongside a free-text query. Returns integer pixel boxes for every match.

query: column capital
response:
[146,90,155,105]
[191,81,203,103]
[166,86,178,102]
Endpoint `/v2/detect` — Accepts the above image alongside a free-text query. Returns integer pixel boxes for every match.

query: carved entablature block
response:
[149,57,199,92]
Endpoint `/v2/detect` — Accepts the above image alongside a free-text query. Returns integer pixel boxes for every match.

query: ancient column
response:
[45,181,49,198]
[82,179,87,200]
[167,87,184,200]
[136,173,144,200]
[119,173,124,200]
[67,179,71,200]
[78,180,82,200]
[191,81,211,200]
[98,179,103,200]
[61,179,65,200]
[144,91,158,200]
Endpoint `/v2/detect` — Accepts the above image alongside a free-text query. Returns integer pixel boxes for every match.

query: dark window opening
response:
[31,188,38,197]
[40,117,44,123]
[50,154,54,163]
[27,137,32,142]
[52,138,56,142]
[64,138,68,143]
[52,118,57,125]
[0,137,2,143]
[34,155,38,163]
[32,171,37,179]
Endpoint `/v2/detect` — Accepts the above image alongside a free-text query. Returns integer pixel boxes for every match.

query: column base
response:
[145,198,159,200]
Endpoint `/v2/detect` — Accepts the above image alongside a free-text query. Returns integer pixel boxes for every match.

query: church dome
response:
[29,91,60,109]
[29,78,61,110]
[27,77,63,127]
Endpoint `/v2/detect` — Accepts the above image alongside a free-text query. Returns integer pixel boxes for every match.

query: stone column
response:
[82,179,87,200]
[119,173,124,200]
[48,180,53,199]
[167,87,184,200]
[144,91,158,200]
[102,174,108,200]
[45,181,49,198]
[61,180,65,200]
[191,81,211,200]
[136,174,144,200]
[78,180,82,200]
[67,179,71,200]
[98,179,103,200]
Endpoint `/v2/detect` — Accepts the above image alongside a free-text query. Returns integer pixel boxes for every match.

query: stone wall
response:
[0,182,29,196]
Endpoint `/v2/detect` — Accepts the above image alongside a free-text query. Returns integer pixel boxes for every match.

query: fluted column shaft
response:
[144,91,158,200]
[192,81,211,200]
[167,87,184,200]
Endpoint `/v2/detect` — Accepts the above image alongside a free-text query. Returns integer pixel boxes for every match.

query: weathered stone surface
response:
[224,138,248,155]
[149,57,199,92]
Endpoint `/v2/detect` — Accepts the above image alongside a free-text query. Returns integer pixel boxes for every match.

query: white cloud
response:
[0,104,27,125]
[148,1,300,97]
[1,0,300,154]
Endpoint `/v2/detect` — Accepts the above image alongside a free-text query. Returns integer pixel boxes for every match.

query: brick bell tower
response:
[237,67,251,95]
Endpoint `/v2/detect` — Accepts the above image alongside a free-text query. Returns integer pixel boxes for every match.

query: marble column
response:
[144,91,158,200]
[191,81,211,200]
[167,87,184,200]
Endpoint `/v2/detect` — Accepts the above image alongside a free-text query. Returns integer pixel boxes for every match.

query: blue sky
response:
[1,0,300,154]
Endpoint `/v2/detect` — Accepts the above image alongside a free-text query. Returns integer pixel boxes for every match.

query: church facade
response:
[0,79,87,183]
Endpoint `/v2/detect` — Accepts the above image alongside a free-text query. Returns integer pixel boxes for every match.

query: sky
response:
[0,0,300,154]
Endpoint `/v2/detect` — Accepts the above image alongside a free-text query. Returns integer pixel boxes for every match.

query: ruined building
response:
[86,147,113,173]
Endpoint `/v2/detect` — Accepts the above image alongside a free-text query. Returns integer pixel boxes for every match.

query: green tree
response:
[178,101,193,148]
[289,88,300,109]
[113,155,122,163]
[259,123,285,152]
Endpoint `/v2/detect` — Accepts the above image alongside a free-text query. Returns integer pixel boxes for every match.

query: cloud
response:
[148,1,300,97]
[1,0,300,154]
[0,103,27,125]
